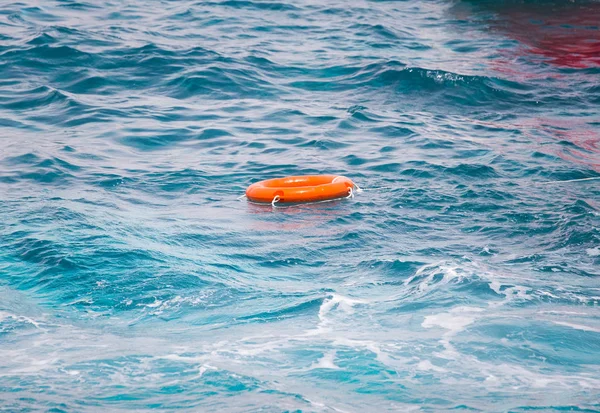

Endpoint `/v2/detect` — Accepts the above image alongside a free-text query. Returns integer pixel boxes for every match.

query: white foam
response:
[222,337,288,357]
[161,353,205,362]
[422,312,476,331]
[422,306,484,331]
[489,280,502,295]
[477,362,600,390]
[145,299,163,308]
[61,297,94,306]
[0,311,41,329]
[330,337,410,370]
[416,360,447,373]
[484,375,498,384]
[538,310,588,316]
[141,294,211,315]
[538,291,559,299]
[318,294,366,323]
[0,311,10,323]
[160,354,218,378]
[422,306,486,360]
[488,284,532,308]
[586,246,600,257]
[404,261,464,293]
[198,364,217,377]
[552,321,600,333]
[405,261,534,308]
[310,351,340,370]
[303,397,351,413]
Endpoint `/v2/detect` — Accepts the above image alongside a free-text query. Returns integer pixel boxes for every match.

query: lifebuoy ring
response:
[246,175,355,204]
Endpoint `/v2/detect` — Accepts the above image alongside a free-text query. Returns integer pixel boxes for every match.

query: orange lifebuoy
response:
[246,175,355,204]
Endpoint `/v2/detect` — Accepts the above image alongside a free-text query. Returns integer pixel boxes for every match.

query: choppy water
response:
[1,0,600,411]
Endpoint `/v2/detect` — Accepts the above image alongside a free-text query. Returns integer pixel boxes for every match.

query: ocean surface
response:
[1,0,600,411]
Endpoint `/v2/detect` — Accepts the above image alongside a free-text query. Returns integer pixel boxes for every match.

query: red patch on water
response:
[499,7,600,68]
[520,118,600,172]
[471,2,600,69]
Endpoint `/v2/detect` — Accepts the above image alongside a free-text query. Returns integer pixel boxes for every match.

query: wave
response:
[214,0,300,11]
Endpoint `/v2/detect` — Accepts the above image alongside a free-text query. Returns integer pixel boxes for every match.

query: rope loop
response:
[271,195,281,207]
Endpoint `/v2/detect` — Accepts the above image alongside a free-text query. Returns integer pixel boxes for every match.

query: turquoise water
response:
[1,0,600,411]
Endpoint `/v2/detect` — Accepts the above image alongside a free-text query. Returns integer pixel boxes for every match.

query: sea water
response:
[1,0,599,411]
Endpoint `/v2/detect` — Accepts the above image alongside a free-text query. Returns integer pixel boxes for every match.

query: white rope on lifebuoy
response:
[271,195,281,207]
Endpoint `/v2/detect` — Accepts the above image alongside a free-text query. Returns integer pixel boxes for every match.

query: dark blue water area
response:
[1,0,600,411]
